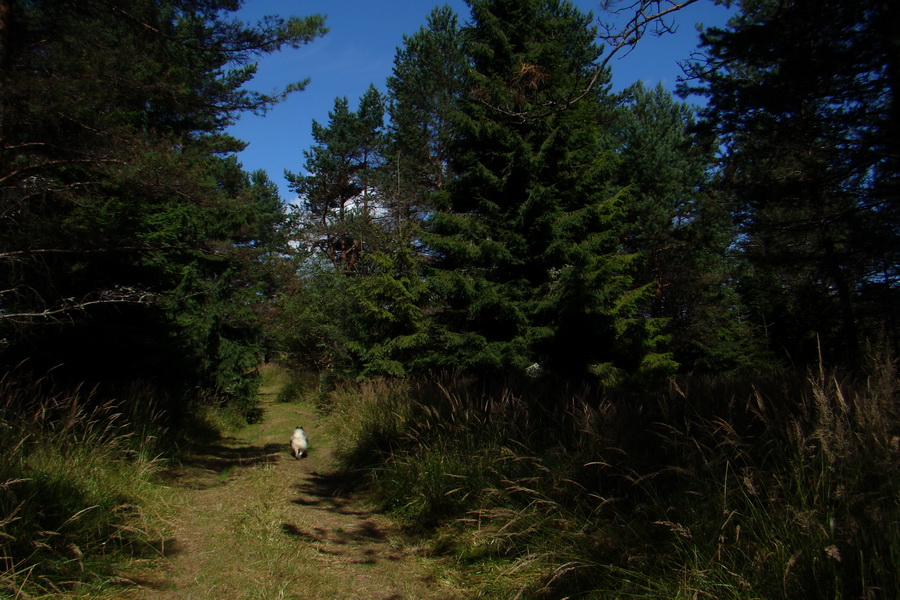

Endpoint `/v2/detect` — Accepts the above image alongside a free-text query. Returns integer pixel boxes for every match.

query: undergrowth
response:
[273,368,320,405]
[0,372,172,598]
[325,356,900,599]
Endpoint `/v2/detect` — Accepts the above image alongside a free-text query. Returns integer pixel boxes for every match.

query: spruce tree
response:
[425,0,672,380]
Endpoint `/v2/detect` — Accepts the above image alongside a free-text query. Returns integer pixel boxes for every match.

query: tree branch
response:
[0,244,229,262]
[0,158,127,187]
[482,0,699,122]
[0,287,158,323]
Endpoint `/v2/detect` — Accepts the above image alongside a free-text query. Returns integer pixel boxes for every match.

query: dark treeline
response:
[1,0,896,406]
[0,1,327,592]
[0,0,325,419]
[1,0,898,596]
[279,0,898,385]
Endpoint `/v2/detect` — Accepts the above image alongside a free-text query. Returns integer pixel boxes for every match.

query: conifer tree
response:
[425,0,672,380]
[615,82,753,371]
[683,0,900,365]
[287,86,386,274]
[312,5,470,377]
[0,0,325,409]
[285,85,433,377]
[283,9,468,378]
[386,5,467,224]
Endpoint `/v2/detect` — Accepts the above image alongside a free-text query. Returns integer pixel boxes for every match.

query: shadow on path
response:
[279,469,407,565]
[160,439,283,490]
[290,469,367,513]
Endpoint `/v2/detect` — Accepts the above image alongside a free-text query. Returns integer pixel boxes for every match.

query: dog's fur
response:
[290,426,309,459]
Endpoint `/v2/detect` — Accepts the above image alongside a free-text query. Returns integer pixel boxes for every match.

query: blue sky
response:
[227,0,733,199]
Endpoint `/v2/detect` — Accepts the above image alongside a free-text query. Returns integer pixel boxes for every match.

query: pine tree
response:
[683,0,900,366]
[306,6,468,378]
[286,86,386,274]
[305,5,472,377]
[615,82,754,371]
[285,85,433,377]
[386,5,467,223]
[0,0,325,408]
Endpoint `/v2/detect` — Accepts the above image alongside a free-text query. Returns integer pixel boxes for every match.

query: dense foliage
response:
[0,0,325,413]
[682,0,900,366]
[281,0,897,381]
[423,0,671,380]
[287,2,899,596]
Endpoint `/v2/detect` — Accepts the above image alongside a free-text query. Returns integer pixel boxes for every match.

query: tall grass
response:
[0,371,170,598]
[326,357,900,599]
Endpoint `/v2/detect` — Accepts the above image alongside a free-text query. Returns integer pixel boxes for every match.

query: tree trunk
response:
[0,0,10,72]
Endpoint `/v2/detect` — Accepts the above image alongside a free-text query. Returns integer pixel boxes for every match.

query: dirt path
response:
[113,374,464,600]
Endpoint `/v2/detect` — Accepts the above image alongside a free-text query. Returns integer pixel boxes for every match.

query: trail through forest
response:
[112,372,464,600]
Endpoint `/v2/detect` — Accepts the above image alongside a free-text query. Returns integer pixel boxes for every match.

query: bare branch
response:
[579,0,700,105]
[597,0,701,60]
[573,0,700,104]
[0,247,147,261]
[0,287,158,323]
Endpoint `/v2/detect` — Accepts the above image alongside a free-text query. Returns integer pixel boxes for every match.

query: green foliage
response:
[288,1,899,597]
[347,244,432,376]
[614,82,758,372]
[0,0,326,414]
[421,0,670,380]
[272,253,366,386]
[286,86,387,273]
[274,240,433,381]
[386,4,467,208]
[682,0,900,366]
[283,76,443,378]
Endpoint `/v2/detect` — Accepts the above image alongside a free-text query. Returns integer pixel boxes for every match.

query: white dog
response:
[290,426,309,459]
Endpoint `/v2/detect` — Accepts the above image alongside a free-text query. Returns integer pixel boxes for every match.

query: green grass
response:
[0,372,173,598]
[325,357,900,599]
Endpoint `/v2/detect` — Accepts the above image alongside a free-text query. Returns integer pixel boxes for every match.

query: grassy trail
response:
[108,368,463,600]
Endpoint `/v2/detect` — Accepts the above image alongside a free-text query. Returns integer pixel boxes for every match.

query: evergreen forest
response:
[1,0,898,597]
